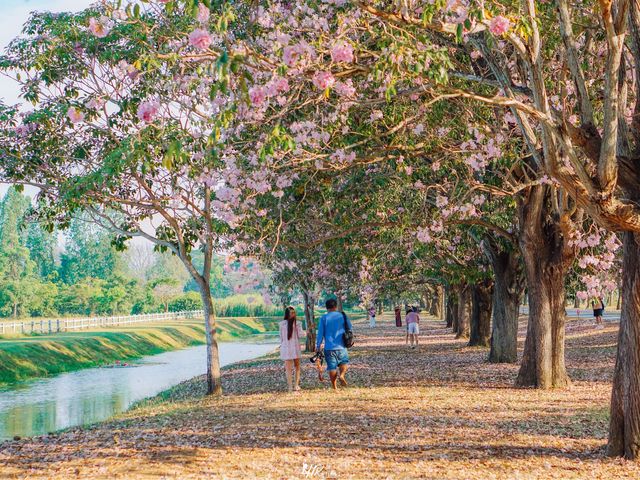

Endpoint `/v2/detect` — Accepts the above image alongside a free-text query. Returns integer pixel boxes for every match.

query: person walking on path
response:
[368,306,376,328]
[591,297,605,328]
[395,306,402,327]
[406,307,420,349]
[316,298,353,390]
[279,306,304,392]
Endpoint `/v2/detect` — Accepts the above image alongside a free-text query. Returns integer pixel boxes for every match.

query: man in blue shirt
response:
[316,298,353,389]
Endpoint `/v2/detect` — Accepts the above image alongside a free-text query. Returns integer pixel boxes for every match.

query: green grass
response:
[0,317,280,385]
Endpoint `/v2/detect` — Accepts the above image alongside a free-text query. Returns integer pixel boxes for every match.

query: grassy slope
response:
[2,314,639,479]
[0,317,280,385]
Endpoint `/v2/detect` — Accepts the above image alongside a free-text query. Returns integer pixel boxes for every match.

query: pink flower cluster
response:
[248,76,290,107]
[88,17,112,38]
[331,41,354,63]
[330,149,356,165]
[489,16,511,36]
[416,227,433,243]
[197,3,210,23]
[67,107,85,124]
[137,101,160,123]
[334,79,357,98]
[312,71,336,90]
[283,42,315,68]
[15,123,37,137]
[189,29,213,50]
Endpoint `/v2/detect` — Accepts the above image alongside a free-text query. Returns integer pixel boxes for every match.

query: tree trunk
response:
[446,287,457,329]
[428,286,438,317]
[302,290,316,352]
[336,294,343,313]
[435,285,444,320]
[469,279,494,347]
[455,283,471,339]
[573,296,580,308]
[515,185,573,389]
[607,232,640,459]
[198,284,222,395]
[483,239,523,363]
[616,286,622,310]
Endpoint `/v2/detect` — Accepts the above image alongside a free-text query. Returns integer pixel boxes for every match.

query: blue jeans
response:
[325,348,349,371]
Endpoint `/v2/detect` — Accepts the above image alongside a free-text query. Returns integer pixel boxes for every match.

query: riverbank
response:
[0,316,279,385]
[2,314,639,479]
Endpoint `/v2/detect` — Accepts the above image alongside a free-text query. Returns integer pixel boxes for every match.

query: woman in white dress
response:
[279,306,304,392]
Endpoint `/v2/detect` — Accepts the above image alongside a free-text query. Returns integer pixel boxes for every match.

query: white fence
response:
[0,310,205,336]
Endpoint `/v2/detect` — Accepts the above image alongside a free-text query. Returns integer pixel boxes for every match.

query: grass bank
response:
[0,316,280,385]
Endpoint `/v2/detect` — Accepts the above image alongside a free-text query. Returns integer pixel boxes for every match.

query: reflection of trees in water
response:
[2,400,57,438]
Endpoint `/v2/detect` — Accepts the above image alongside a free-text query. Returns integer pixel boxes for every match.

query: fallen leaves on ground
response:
[1,315,638,479]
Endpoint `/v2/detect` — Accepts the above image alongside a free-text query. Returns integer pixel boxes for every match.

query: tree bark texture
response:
[445,287,455,329]
[199,286,222,395]
[469,279,494,347]
[607,232,640,459]
[516,185,574,389]
[483,239,524,363]
[455,283,472,339]
[303,290,316,353]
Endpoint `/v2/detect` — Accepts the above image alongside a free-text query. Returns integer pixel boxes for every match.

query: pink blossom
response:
[312,71,336,90]
[369,110,383,122]
[137,101,160,123]
[88,17,112,38]
[249,86,267,106]
[436,195,449,208]
[334,80,356,97]
[331,41,354,63]
[416,227,432,243]
[15,123,36,137]
[412,123,424,135]
[197,3,210,23]
[283,45,301,67]
[446,0,469,24]
[189,29,213,50]
[67,107,85,124]
[489,16,511,36]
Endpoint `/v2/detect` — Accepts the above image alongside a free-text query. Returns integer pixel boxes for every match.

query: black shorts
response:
[593,309,604,317]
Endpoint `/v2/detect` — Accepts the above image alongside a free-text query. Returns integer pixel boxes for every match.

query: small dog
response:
[309,351,325,382]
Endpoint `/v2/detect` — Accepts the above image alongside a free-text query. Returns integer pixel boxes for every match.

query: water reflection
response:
[0,342,276,441]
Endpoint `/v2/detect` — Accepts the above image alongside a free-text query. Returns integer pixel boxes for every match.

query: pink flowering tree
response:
[0,2,246,395]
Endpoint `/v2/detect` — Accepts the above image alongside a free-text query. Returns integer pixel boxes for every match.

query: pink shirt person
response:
[279,320,303,360]
[406,311,420,324]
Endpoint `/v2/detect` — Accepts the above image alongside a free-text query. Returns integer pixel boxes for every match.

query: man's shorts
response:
[325,348,349,371]
[407,323,419,334]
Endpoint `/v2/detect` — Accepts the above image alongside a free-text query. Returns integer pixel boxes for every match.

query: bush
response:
[169,292,203,312]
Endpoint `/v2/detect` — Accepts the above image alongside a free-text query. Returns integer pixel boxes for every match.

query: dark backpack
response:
[342,312,354,348]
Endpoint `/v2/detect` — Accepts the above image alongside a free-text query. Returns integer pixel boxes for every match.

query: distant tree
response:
[0,187,39,317]
[147,251,190,286]
[59,216,119,284]
[151,277,182,312]
[123,243,156,284]
[25,222,57,279]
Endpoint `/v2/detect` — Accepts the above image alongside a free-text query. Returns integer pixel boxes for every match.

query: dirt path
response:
[1,314,638,479]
